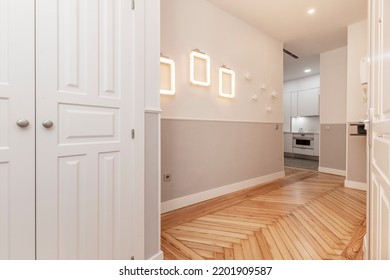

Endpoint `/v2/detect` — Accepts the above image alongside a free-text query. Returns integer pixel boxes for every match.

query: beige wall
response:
[161,0,283,123]
[319,47,347,173]
[320,47,348,124]
[347,21,368,122]
[347,124,367,183]
[346,20,368,184]
[161,120,284,202]
[320,124,347,171]
[318,21,369,179]
[160,0,284,210]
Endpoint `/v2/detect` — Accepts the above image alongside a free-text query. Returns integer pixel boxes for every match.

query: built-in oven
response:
[292,133,314,150]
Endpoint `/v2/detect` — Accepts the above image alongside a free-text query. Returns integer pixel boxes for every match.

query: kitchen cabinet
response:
[285,88,319,120]
[291,91,298,117]
[293,147,314,156]
[283,91,298,130]
[297,88,320,117]
[284,133,293,153]
[283,93,291,132]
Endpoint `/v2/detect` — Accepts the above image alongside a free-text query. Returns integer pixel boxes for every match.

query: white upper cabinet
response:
[283,93,291,132]
[284,88,319,129]
[283,76,320,133]
[291,91,298,117]
[297,88,320,117]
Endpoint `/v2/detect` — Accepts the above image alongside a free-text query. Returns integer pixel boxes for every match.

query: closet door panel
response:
[0,0,35,260]
[36,0,135,260]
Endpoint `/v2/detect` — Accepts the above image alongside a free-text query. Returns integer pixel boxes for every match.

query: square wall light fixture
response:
[190,49,211,87]
[219,65,235,98]
[160,56,175,95]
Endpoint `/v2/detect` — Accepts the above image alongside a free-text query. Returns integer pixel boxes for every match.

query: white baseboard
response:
[344,180,368,191]
[148,251,164,260]
[318,167,346,176]
[161,171,285,214]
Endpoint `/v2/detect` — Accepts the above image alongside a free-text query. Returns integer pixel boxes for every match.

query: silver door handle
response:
[16,119,30,128]
[42,120,54,128]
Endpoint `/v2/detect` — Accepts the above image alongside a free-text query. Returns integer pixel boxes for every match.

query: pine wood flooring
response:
[161,168,367,260]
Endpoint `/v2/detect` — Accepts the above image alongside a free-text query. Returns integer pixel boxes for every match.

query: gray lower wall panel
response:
[161,119,284,203]
[320,124,347,171]
[145,113,160,259]
[347,123,367,183]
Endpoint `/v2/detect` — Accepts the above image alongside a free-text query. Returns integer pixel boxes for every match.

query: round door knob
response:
[42,120,54,128]
[16,119,30,128]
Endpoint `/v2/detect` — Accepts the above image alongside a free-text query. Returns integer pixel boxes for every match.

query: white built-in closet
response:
[0,0,147,260]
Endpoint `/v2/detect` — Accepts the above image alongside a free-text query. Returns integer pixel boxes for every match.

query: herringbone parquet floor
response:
[161,168,366,260]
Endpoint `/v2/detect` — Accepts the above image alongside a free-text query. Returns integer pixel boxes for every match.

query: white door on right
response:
[369,0,390,259]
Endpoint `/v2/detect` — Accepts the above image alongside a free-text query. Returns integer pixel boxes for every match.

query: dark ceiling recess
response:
[283,48,299,59]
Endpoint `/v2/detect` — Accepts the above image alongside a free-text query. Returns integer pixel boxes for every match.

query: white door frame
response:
[368,0,390,260]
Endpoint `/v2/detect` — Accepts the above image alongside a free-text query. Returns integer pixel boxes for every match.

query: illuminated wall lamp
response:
[160,56,176,95]
[190,49,211,86]
[219,66,235,99]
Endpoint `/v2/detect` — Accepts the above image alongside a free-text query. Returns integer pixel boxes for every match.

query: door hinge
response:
[132,0,135,10]
[131,129,135,139]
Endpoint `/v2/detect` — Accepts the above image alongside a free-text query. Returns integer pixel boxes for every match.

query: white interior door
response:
[369,0,390,259]
[36,0,135,259]
[0,0,35,260]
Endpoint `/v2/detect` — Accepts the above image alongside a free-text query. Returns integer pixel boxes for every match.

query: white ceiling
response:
[205,0,368,81]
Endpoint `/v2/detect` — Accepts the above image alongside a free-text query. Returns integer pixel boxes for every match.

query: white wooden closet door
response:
[0,0,35,259]
[369,0,390,259]
[36,0,135,259]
